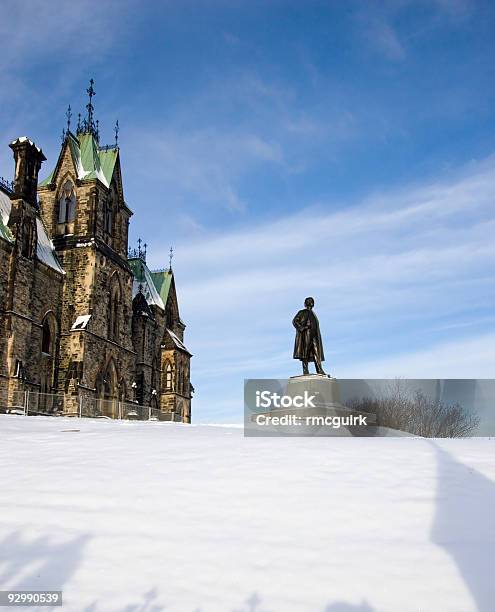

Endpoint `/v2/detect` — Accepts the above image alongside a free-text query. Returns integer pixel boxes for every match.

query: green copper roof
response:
[150,269,173,305]
[39,131,118,189]
[129,258,167,310]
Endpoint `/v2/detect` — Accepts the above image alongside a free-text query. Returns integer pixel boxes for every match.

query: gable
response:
[129,258,166,310]
[39,131,120,190]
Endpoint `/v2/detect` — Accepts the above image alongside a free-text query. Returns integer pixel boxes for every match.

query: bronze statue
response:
[292,297,326,375]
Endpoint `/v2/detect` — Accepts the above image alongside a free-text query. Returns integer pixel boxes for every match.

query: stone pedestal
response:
[287,373,342,409]
[248,375,374,436]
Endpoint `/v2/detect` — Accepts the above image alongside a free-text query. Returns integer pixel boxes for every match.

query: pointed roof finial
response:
[115,120,120,147]
[66,104,72,132]
[77,78,99,140]
[86,78,95,127]
[169,246,174,272]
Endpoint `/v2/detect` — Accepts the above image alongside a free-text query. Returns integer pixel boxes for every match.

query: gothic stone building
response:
[0,100,192,422]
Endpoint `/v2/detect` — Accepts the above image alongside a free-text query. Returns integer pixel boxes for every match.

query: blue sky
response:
[1,0,495,422]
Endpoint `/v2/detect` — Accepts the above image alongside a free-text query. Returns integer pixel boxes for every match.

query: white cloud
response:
[128,127,284,212]
[146,155,495,419]
[0,0,134,78]
[340,333,495,378]
[366,20,406,61]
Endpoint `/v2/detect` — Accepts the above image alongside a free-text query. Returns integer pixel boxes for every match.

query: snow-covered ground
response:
[1,415,494,612]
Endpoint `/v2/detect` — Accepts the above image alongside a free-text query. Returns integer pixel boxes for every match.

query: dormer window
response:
[58,180,76,224]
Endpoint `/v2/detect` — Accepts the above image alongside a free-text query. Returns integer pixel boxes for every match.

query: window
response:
[104,184,117,235]
[166,308,173,329]
[58,180,76,224]
[165,362,172,390]
[112,298,119,340]
[104,199,113,234]
[41,319,52,354]
[14,359,24,378]
[107,279,121,341]
[21,221,33,257]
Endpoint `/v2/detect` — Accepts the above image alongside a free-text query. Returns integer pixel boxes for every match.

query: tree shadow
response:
[324,602,374,612]
[0,529,90,594]
[230,592,375,612]
[84,587,165,611]
[429,441,495,611]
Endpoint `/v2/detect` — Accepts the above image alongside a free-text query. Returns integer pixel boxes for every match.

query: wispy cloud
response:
[128,127,284,212]
[365,19,406,61]
[149,155,495,420]
[354,0,474,62]
[343,333,495,378]
[0,0,137,172]
[0,0,135,80]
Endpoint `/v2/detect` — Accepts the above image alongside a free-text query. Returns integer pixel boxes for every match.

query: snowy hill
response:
[1,415,494,612]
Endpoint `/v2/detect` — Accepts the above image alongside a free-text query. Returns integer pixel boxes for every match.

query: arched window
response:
[104,198,113,234]
[107,277,121,342]
[166,308,173,330]
[104,183,117,236]
[41,319,51,354]
[112,296,119,340]
[165,362,172,390]
[21,221,33,257]
[58,180,76,224]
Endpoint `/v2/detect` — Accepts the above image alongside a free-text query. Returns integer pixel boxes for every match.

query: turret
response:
[9,137,46,207]
[8,137,45,259]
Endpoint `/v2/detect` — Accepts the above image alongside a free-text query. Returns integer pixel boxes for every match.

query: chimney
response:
[9,137,46,207]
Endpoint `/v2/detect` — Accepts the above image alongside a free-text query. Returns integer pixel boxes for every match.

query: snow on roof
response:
[71,314,92,330]
[166,328,192,355]
[10,136,44,154]
[0,190,13,243]
[129,258,166,310]
[36,217,64,274]
[39,132,117,189]
[0,189,63,273]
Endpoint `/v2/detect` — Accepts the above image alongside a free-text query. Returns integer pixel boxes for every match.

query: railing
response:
[149,407,183,422]
[0,176,14,194]
[0,389,28,415]
[0,389,184,422]
[26,391,65,416]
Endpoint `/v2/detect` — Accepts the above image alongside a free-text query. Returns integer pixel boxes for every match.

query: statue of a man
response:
[292,297,326,376]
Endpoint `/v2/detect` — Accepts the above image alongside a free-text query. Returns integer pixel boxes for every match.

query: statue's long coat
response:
[292,308,325,362]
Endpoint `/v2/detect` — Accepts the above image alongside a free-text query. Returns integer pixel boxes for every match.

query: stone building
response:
[0,83,192,422]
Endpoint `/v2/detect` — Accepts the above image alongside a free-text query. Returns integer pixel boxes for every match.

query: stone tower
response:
[0,138,64,407]
[0,80,193,422]
[38,87,134,413]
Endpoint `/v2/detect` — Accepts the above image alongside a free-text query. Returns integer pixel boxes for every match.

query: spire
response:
[61,104,72,143]
[114,120,120,147]
[77,78,99,142]
[86,78,95,128]
[169,246,174,272]
[128,237,147,262]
